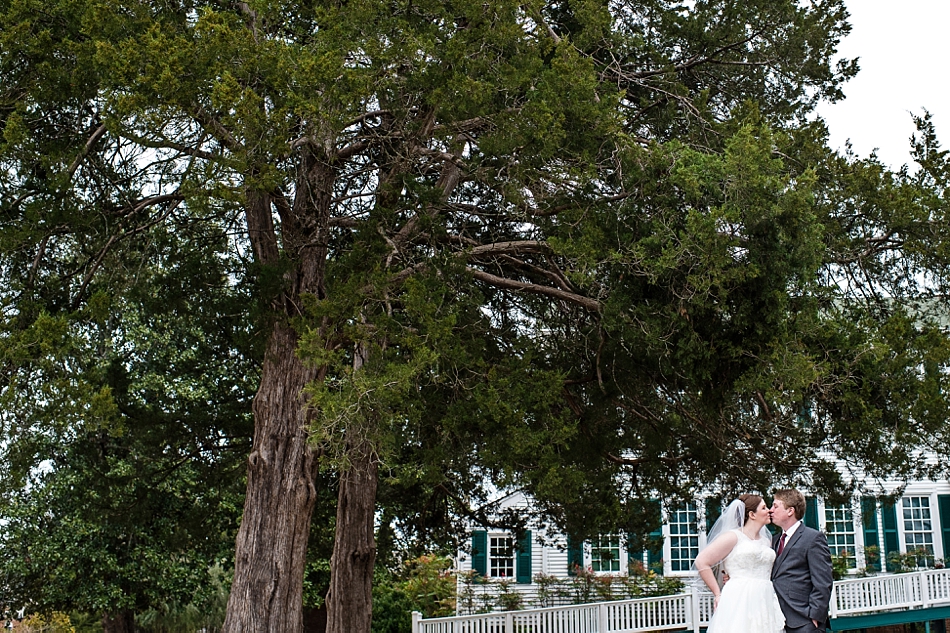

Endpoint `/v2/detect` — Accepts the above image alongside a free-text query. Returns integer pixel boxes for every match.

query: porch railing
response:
[829,568,950,617]
[411,587,713,633]
[412,568,950,633]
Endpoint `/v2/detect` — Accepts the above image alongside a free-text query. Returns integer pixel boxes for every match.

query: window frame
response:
[657,501,705,576]
[589,534,622,573]
[900,495,936,567]
[488,533,516,579]
[823,502,858,570]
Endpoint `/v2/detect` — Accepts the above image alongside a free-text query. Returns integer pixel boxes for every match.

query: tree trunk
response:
[101,611,135,633]
[222,321,322,632]
[325,444,379,633]
[223,153,334,631]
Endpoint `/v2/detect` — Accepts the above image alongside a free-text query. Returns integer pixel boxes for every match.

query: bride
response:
[692,494,786,633]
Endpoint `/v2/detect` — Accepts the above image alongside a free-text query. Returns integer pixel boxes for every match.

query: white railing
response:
[413,569,950,633]
[829,568,950,617]
[412,587,713,633]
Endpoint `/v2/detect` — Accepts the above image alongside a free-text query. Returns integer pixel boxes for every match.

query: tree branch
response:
[118,127,218,161]
[604,451,684,466]
[25,235,49,294]
[467,268,601,312]
[191,105,243,152]
[235,2,260,42]
[72,193,185,308]
[66,123,107,180]
[467,240,550,257]
[627,31,762,80]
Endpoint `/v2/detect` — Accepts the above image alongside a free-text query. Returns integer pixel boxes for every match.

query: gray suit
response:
[771,525,834,633]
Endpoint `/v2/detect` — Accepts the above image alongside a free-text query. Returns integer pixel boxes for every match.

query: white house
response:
[456,477,950,612]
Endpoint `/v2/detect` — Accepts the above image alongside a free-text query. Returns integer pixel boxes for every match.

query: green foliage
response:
[494,580,524,612]
[372,555,456,633]
[0,214,255,621]
[371,580,413,633]
[13,612,76,633]
[399,555,456,617]
[555,563,684,604]
[831,550,855,580]
[861,545,881,574]
[455,562,683,615]
[887,547,937,573]
[3,0,950,626]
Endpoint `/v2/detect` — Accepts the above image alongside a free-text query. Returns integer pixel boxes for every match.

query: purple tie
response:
[777,533,787,556]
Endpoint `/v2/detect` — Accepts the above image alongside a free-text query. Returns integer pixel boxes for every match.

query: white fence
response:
[413,569,950,633]
[829,568,950,617]
[412,587,714,633]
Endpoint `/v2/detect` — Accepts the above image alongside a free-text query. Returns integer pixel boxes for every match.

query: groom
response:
[770,489,834,633]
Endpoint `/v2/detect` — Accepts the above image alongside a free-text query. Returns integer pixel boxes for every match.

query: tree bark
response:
[325,339,379,633]
[223,151,335,631]
[325,443,379,633]
[101,611,135,633]
[222,320,322,632]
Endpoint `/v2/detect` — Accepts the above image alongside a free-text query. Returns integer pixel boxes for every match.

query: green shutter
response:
[881,501,900,572]
[567,535,584,576]
[705,497,722,533]
[805,496,819,530]
[938,496,950,565]
[516,530,532,584]
[797,401,813,428]
[472,530,487,577]
[861,497,881,571]
[626,532,641,571]
[646,500,664,574]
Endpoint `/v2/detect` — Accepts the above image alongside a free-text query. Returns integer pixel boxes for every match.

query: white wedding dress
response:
[706,529,786,633]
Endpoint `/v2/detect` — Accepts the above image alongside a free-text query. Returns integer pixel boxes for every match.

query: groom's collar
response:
[783,519,803,538]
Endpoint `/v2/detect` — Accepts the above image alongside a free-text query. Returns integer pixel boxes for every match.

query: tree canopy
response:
[2,0,950,630]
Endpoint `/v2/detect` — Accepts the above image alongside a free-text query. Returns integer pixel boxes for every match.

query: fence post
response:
[689,585,701,633]
[829,583,838,619]
[920,570,930,608]
[506,611,514,633]
[411,611,422,633]
[598,602,608,633]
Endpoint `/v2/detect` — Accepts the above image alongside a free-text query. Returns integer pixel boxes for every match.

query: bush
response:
[372,579,413,633]
[863,545,881,571]
[887,547,935,573]
[13,613,76,633]
[831,550,855,580]
[495,580,524,612]
[400,555,455,617]
[373,554,457,632]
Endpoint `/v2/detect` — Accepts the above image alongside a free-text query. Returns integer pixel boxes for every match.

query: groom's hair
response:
[773,489,806,520]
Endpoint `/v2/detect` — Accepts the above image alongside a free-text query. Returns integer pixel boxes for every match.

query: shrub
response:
[863,545,881,571]
[831,550,855,580]
[13,613,76,633]
[400,554,456,617]
[373,554,457,632]
[495,580,524,612]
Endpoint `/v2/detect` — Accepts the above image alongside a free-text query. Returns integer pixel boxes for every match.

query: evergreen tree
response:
[2,1,949,631]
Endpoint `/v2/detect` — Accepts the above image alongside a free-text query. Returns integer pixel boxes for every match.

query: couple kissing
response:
[693,489,834,633]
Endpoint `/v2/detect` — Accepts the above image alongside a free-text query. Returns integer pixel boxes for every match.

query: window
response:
[590,534,621,572]
[902,497,935,566]
[824,505,856,569]
[669,502,700,572]
[489,535,514,578]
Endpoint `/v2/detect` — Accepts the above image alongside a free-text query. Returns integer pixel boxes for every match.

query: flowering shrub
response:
[456,560,684,614]
[400,554,457,617]
[13,613,75,633]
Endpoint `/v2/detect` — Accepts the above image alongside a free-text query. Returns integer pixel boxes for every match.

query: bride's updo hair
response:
[739,494,763,524]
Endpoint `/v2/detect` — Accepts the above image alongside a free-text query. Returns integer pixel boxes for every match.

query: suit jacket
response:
[771,525,833,628]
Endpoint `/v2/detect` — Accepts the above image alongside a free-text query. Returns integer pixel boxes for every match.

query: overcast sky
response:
[814,0,950,170]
